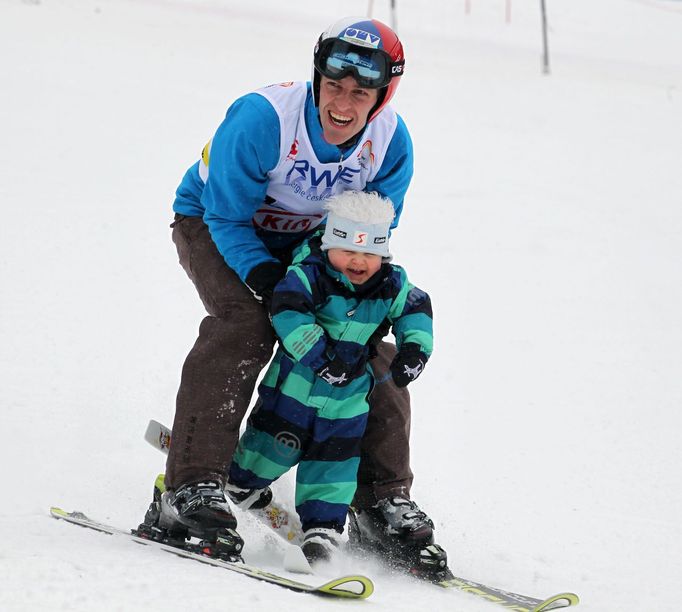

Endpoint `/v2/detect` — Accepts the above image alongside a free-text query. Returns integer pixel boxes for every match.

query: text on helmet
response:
[340,28,381,49]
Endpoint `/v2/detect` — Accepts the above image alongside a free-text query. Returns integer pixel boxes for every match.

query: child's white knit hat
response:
[321,191,395,259]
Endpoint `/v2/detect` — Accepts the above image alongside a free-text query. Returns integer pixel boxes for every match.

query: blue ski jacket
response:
[172,83,413,283]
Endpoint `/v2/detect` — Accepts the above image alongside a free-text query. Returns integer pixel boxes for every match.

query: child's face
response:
[327,248,383,285]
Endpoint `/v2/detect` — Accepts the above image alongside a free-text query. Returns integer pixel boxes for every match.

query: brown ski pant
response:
[166,215,414,508]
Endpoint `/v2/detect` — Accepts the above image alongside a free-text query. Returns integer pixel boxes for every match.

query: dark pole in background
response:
[540,0,550,74]
[369,1,397,33]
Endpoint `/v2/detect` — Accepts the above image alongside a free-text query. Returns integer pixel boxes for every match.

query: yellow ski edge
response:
[314,575,374,599]
[533,592,580,611]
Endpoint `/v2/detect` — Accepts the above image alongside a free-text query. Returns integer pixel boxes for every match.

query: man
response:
[145,16,444,572]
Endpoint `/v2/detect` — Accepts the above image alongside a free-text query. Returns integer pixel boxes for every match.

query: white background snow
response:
[1,0,681,610]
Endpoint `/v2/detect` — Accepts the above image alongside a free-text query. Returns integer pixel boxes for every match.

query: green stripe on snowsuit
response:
[228,232,433,530]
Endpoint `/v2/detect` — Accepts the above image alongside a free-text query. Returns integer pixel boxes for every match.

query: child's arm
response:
[269,265,329,371]
[388,269,433,357]
[386,269,434,387]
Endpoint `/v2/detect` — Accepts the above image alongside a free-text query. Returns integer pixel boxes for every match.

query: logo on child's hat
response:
[354,232,368,246]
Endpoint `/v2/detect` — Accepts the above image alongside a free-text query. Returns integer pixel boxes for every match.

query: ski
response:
[144,418,172,454]
[50,507,374,600]
[434,572,578,611]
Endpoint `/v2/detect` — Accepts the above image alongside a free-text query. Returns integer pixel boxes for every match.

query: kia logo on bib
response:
[252,207,324,233]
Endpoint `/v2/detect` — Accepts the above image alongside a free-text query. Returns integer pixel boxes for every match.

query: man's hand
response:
[245,261,286,307]
[367,318,391,359]
[390,343,427,388]
[316,354,367,387]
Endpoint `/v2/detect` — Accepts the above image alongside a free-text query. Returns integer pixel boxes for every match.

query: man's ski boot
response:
[347,496,452,583]
[135,474,244,562]
[301,526,343,566]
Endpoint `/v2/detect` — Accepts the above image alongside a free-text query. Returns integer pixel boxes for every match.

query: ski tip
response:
[145,419,172,454]
[50,507,92,522]
[314,575,374,599]
[534,592,580,611]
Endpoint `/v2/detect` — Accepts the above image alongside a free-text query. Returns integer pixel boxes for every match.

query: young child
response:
[226,190,433,564]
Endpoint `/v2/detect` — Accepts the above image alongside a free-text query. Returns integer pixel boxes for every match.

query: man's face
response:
[327,248,383,285]
[318,76,379,145]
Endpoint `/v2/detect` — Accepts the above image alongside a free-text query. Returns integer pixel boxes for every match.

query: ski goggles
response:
[314,38,404,89]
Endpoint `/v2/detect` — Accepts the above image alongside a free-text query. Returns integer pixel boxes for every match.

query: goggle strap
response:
[391,59,405,77]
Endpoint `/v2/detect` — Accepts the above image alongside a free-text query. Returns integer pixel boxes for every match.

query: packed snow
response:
[1,0,681,610]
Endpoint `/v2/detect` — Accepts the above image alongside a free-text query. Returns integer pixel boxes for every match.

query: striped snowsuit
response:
[227,234,433,531]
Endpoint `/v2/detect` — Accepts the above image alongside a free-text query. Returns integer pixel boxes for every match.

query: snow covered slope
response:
[1,0,681,610]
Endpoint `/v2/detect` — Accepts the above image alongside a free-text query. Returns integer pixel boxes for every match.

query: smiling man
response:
[317,75,379,145]
[147,16,448,580]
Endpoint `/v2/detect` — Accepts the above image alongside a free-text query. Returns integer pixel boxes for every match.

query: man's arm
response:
[200,94,282,284]
[366,114,414,229]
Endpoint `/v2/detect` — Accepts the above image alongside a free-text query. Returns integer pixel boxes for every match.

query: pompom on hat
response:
[321,191,395,259]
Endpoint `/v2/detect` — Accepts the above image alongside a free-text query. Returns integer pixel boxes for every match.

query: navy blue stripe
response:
[303,435,363,462]
[227,463,276,490]
[249,404,367,461]
[297,500,349,531]
[271,288,314,318]
[313,412,368,441]
[249,401,314,444]
[403,286,432,317]
[333,339,370,362]
[274,355,297,380]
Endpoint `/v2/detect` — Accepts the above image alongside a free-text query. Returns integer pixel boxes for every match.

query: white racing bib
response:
[253,81,398,233]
